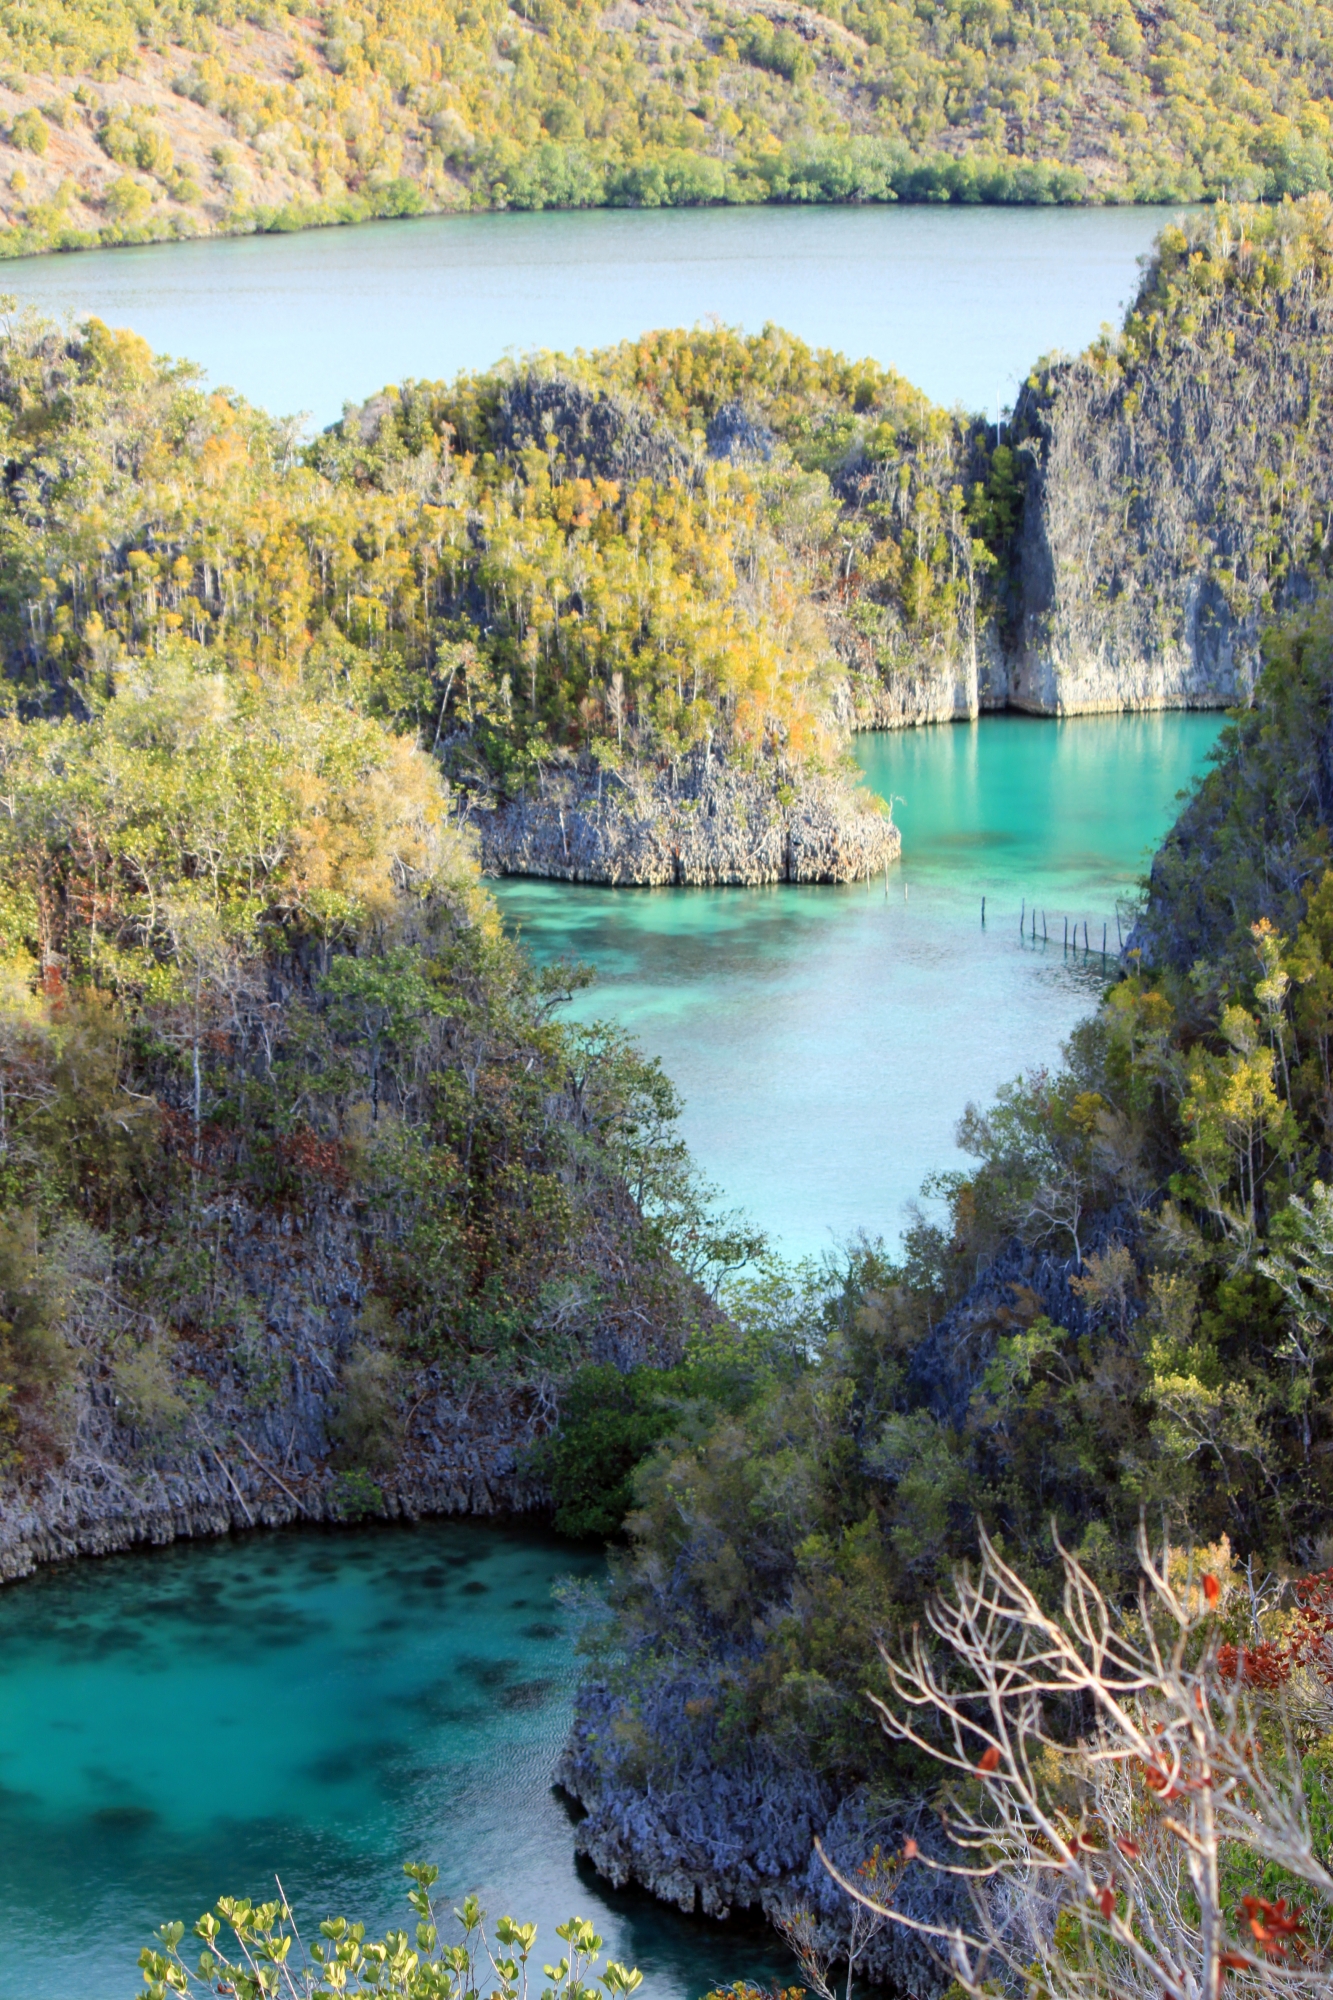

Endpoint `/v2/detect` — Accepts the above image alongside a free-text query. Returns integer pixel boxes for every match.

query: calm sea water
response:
[0,715,1221,2000]
[5,203,1183,424]
[497,712,1223,1259]
[0,1520,789,2000]
[0,211,1220,2000]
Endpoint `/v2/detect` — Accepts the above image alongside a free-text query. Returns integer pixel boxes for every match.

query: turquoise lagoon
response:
[0,1520,790,2000]
[0,202,1225,2000]
[498,710,1224,1259]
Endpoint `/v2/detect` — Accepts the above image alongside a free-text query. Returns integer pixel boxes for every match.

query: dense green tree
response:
[0,0,1328,257]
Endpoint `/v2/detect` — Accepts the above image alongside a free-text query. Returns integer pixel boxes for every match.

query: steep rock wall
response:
[847,621,1009,728]
[1005,256,1333,716]
[0,1187,675,1585]
[475,753,899,886]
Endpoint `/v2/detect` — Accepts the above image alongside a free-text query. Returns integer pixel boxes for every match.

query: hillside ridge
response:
[0,0,1329,258]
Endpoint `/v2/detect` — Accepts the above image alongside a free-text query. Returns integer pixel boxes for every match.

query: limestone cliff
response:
[845,624,1009,730]
[1002,203,1333,717]
[807,203,1333,730]
[0,1167,687,1585]
[474,749,899,887]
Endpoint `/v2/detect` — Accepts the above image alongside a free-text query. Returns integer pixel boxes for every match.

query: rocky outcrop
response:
[556,1675,969,1996]
[475,750,899,886]
[557,1212,1142,1982]
[1002,237,1333,717]
[491,373,687,486]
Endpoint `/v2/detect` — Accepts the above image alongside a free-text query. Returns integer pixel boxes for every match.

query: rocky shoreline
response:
[555,1682,966,1996]
[0,1366,549,1585]
[474,750,900,887]
[550,1212,1141,1988]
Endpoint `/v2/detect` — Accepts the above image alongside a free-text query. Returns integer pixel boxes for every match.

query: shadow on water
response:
[0,1519,797,2000]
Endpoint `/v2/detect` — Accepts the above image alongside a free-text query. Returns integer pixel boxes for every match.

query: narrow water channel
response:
[498,712,1224,1257]
[0,1520,789,2000]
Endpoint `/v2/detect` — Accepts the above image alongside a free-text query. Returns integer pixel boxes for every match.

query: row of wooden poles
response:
[988,896,1124,958]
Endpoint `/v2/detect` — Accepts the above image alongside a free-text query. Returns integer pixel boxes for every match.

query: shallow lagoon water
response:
[0,202,1221,1999]
[0,1519,790,2000]
[497,712,1224,1259]
[0,715,1227,2000]
[7,202,1184,424]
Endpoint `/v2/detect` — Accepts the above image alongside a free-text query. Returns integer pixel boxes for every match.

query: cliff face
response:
[806,205,1333,730]
[846,622,1009,729]
[1002,209,1333,717]
[0,1167,686,1584]
[475,751,900,887]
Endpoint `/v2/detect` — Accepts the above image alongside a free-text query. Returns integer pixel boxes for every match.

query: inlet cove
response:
[3,186,1333,2000]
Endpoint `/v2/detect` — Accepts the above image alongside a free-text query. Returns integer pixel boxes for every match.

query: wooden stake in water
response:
[1042,911,1048,943]
[1084,921,1089,952]
[1064,916,1069,951]
[1103,923,1108,961]
[1020,897,1025,938]
[981,896,986,926]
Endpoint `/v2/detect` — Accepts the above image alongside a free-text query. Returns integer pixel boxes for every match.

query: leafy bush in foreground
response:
[139,1869,643,2000]
[839,1530,1333,1999]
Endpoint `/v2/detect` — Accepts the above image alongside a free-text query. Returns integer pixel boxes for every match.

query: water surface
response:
[497,713,1223,1259]
[0,1520,788,2000]
[7,203,1185,424]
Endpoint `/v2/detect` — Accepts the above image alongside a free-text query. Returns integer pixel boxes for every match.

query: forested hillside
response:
[0,314,769,1574]
[0,307,976,881]
[553,592,1333,1975]
[0,628,743,1557]
[0,0,1327,258]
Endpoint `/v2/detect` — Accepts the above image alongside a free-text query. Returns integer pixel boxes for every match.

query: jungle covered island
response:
[0,0,1328,258]
[550,589,1333,1995]
[6,202,1333,884]
[3,201,1333,879]
[1007,195,1333,713]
